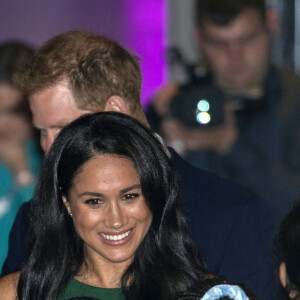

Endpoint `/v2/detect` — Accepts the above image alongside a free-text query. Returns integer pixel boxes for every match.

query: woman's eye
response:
[85,198,103,205]
[122,193,140,201]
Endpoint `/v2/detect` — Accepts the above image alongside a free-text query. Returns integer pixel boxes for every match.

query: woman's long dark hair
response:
[274,202,300,299]
[17,112,206,300]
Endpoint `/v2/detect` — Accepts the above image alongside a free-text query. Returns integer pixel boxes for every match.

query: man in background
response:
[2,31,275,299]
[147,0,300,227]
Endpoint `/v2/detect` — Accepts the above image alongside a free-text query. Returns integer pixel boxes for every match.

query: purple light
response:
[121,0,167,108]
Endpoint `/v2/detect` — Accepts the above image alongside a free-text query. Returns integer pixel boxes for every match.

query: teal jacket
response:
[0,140,41,270]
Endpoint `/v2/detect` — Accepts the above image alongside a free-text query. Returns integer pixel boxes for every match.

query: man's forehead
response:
[30,82,73,103]
[29,84,92,129]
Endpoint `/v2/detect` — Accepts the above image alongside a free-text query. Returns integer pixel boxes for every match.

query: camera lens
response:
[196,99,211,124]
[169,84,225,128]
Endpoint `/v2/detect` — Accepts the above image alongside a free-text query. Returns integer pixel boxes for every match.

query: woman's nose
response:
[105,202,126,229]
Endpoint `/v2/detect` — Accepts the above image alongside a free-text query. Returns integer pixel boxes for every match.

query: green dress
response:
[58,278,125,300]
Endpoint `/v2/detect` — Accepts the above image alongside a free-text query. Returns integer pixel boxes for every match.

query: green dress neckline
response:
[58,278,125,300]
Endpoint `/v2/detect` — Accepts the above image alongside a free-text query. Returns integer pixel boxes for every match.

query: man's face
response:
[198,9,271,92]
[30,82,92,154]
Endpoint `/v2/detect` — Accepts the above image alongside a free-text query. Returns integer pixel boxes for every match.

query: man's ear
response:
[266,9,279,37]
[62,195,71,215]
[104,95,130,115]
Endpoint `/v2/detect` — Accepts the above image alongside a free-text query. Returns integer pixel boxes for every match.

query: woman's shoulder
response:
[0,271,20,300]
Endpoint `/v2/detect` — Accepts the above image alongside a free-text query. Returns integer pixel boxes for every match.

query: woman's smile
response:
[98,227,135,245]
[63,154,152,265]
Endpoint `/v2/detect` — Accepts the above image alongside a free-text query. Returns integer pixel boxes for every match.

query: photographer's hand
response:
[151,83,179,116]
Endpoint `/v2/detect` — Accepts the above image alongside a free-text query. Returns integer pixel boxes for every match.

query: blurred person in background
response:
[275,202,300,300]
[147,0,300,227]
[0,42,42,270]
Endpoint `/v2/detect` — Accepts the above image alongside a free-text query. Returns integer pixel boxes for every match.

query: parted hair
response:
[14,31,143,116]
[17,112,206,300]
[195,0,267,27]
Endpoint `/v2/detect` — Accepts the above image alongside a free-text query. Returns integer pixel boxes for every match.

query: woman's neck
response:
[75,252,131,288]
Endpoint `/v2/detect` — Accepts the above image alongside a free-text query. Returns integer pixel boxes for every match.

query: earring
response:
[288,288,298,299]
[69,212,72,217]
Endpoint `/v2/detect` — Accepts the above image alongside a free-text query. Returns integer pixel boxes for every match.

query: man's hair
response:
[14,31,143,116]
[195,0,267,27]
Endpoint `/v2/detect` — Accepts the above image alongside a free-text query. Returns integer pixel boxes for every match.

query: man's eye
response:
[39,129,47,137]
[207,40,226,49]
[85,198,103,205]
[54,128,63,138]
[241,34,257,45]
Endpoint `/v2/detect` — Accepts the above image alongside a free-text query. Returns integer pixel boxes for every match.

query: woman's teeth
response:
[101,230,131,241]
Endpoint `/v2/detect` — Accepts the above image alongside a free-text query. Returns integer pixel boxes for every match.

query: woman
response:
[0,112,253,300]
[275,202,300,300]
[0,42,42,270]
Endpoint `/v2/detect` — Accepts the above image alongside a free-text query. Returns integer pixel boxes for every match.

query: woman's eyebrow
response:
[78,191,104,197]
[77,184,142,197]
[120,184,141,194]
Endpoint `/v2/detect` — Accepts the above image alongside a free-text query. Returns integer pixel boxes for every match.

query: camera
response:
[169,83,225,128]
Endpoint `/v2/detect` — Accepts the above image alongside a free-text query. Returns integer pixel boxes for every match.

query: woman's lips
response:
[98,227,135,246]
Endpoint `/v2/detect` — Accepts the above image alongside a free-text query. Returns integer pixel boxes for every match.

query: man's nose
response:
[41,133,57,154]
[227,43,244,60]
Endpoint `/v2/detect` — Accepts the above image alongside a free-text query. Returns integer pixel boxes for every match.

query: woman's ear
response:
[104,95,130,115]
[279,262,299,299]
[279,262,287,288]
[62,195,72,216]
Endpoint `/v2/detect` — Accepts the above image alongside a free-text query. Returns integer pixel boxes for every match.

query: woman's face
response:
[0,84,31,141]
[63,154,152,267]
[0,83,22,112]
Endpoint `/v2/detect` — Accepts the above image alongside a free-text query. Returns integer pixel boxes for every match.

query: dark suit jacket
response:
[1,148,276,299]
